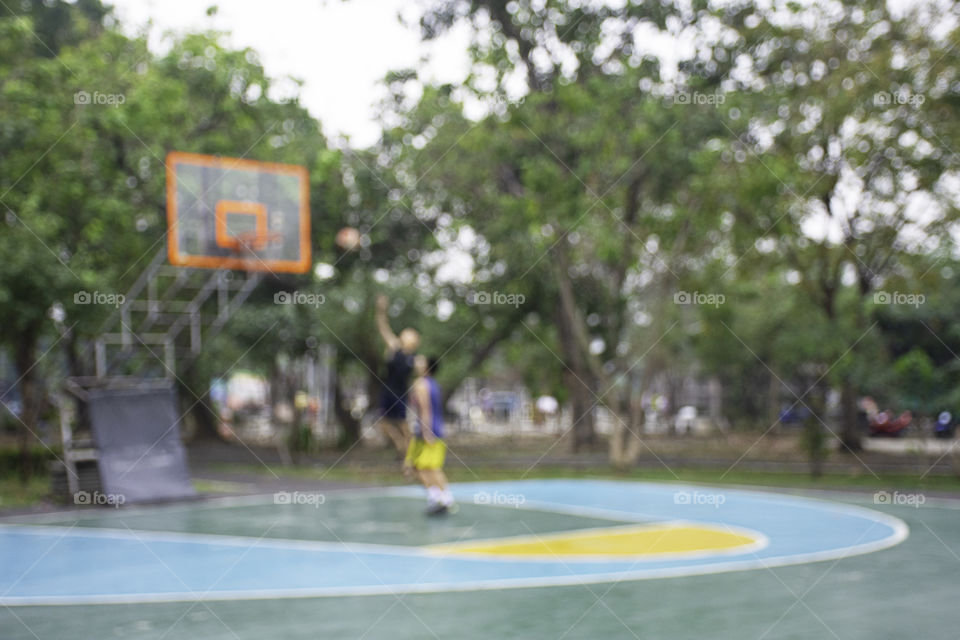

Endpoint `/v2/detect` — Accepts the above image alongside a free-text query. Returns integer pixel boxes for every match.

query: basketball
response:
[335,226,361,252]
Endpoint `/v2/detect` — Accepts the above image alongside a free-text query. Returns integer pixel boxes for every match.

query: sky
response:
[109,0,472,148]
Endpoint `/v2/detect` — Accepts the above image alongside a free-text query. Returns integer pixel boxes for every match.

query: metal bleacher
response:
[57,246,262,498]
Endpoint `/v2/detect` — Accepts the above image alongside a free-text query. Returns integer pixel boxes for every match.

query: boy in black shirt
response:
[374,295,420,455]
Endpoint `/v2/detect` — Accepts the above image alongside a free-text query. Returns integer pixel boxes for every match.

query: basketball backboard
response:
[166,152,311,273]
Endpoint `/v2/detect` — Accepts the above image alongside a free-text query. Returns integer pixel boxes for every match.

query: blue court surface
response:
[1,479,958,639]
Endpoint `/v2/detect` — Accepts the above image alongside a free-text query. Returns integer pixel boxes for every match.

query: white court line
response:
[0,480,911,606]
[0,521,907,607]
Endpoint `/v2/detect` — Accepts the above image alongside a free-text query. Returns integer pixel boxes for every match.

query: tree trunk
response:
[177,369,223,441]
[767,370,780,431]
[611,364,657,469]
[64,328,91,378]
[334,377,361,449]
[366,367,383,427]
[556,310,596,452]
[837,289,870,455]
[567,370,596,452]
[838,382,861,453]
[610,370,646,470]
[801,383,828,478]
[552,246,597,452]
[608,379,628,469]
[14,331,41,482]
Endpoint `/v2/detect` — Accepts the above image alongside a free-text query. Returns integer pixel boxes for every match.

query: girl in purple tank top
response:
[405,355,455,515]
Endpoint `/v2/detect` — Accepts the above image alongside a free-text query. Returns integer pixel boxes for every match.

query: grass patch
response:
[208,462,960,494]
[0,473,51,509]
[192,479,262,494]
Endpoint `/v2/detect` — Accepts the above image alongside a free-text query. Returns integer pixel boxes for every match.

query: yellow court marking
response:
[430,523,761,559]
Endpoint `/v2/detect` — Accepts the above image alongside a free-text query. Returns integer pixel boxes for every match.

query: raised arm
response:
[375,294,400,351]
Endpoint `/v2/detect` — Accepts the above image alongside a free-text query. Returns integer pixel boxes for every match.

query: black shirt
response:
[380,350,414,419]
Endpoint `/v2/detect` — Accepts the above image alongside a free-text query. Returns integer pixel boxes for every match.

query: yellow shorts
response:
[405,438,446,471]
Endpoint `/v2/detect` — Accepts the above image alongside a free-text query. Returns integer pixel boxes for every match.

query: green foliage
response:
[0,445,59,478]
[892,348,939,414]
[3,0,960,458]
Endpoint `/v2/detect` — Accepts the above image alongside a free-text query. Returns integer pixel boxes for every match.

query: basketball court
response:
[11,144,956,640]
[2,479,958,638]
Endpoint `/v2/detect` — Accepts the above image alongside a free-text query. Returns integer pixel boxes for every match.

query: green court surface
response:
[2,481,958,639]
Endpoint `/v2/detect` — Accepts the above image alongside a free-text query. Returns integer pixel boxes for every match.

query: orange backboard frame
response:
[215,200,267,250]
[166,151,311,273]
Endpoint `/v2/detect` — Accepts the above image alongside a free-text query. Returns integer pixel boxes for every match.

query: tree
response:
[398,1,732,459]
[708,0,960,451]
[0,6,339,465]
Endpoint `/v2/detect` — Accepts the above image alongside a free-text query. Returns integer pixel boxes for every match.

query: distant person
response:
[405,355,454,515]
[535,395,559,416]
[374,294,420,456]
[935,411,955,439]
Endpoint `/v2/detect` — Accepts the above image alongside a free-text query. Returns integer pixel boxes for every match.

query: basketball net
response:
[231,231,283,270]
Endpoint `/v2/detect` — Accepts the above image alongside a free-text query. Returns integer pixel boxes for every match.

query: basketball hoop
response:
[231,230,284,269]
[166,152,311,273]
